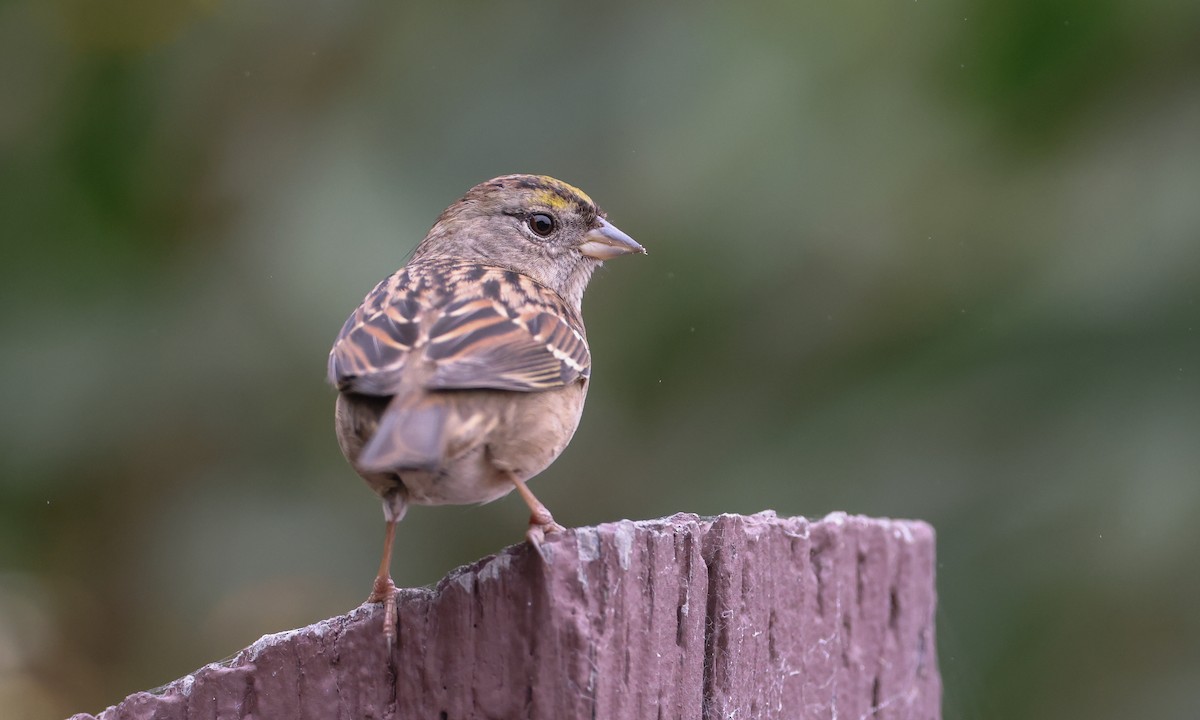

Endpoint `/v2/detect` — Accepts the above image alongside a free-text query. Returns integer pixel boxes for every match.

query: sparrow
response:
[327,174,645,646]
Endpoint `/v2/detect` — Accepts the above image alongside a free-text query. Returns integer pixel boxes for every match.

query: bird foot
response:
[526,516,566,557]
[367,574,396,604]
[368,576,398,650]
[509,473,564,555]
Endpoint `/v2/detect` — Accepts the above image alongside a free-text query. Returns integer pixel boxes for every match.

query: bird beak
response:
[579,218,647,260]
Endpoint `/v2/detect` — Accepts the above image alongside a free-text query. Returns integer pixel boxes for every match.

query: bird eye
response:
[528,213,556,237]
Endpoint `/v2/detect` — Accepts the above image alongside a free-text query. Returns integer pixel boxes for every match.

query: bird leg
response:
[368,518,398,650]
[508,473,565,548]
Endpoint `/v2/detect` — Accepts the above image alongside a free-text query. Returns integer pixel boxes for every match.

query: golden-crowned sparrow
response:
[328,174,645,645]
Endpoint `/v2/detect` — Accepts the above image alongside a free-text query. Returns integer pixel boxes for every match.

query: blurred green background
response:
[2,0,1198,718]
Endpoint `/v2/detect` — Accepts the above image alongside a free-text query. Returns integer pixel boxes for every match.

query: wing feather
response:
[328,260,590,396]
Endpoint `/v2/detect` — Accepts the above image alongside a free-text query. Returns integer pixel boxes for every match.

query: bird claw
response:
[383,593,397,651]
[367,575,396,604]
[367,576,398,650]
[526,519,566,558]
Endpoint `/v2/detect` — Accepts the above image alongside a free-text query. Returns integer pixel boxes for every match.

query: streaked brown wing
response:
[426,296,590,392]
[327,271,423,395]
[328,261,590,396]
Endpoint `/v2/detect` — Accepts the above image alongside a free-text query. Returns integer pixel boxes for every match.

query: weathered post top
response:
[70,511,940,720]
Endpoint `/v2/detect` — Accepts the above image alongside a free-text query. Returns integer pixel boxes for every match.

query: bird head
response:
[414,174,645,307]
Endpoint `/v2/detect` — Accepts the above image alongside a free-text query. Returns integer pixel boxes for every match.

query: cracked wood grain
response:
[69,511,941,720]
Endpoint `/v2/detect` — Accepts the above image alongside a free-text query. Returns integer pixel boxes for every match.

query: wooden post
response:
[69,512,940,720]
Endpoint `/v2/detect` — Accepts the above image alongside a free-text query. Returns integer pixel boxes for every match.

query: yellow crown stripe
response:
[531,176,594,210]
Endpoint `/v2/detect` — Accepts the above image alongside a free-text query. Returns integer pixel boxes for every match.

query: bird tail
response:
[356,396,449,474]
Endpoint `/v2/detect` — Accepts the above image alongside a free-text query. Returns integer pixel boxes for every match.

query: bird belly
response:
[400,382,587,507]
[397,454,513,506]
[337,381,587,507]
